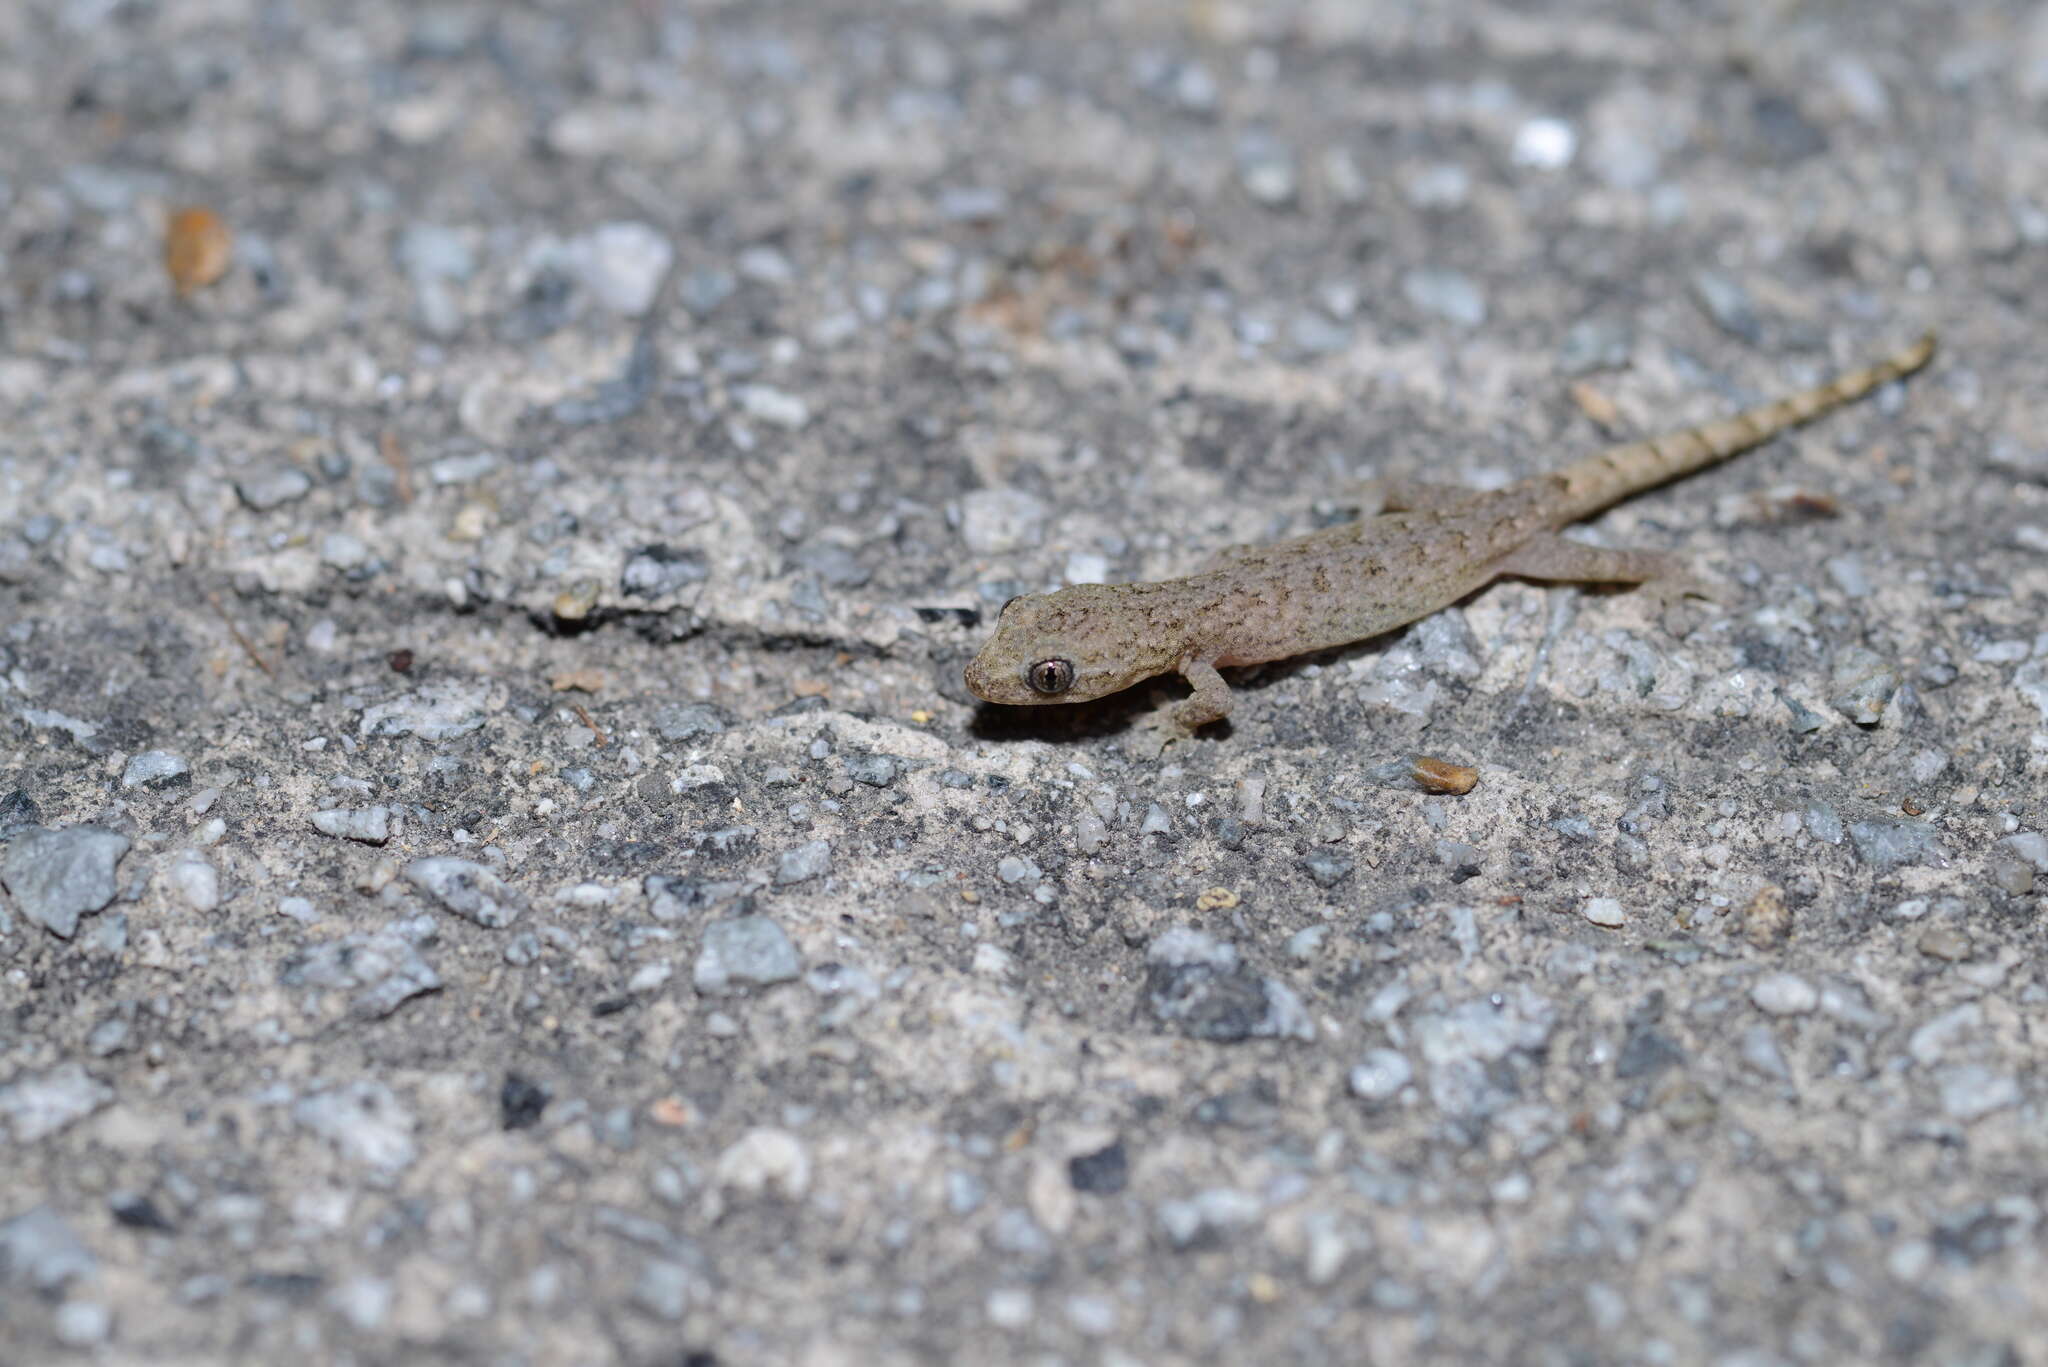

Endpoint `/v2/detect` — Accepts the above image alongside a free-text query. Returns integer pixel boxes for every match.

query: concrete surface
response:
[3,1,2047,1363]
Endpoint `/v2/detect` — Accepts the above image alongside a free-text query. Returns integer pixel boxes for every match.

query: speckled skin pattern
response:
[965,334,1936,748]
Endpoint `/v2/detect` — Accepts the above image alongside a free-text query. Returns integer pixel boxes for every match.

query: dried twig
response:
[208,591,276,677]
[573,702,608,748]
[381,428,414,505]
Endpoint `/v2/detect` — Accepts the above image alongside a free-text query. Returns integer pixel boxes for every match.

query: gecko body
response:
[963,334,1935,748]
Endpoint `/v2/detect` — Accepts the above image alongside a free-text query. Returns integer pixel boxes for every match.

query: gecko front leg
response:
[1132,659,1233,755]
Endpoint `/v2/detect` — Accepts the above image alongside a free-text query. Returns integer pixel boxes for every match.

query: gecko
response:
[963,332,1936,751]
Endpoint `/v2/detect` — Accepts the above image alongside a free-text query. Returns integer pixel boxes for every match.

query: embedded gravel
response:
[4,2,2048,1364]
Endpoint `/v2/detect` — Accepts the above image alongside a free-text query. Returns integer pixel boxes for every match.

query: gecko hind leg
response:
[1495,536,1722,607]
[1132,660,1233,757]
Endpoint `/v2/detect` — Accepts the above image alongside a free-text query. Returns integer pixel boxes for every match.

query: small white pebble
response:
[986,1288,1034,1331]
[1581,897,1626,928]
[1750,972,1819,1016]
[53,1300,112,1347]
[1512,117,1577,169]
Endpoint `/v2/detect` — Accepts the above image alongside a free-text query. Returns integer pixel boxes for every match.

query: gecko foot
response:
[1129,708,1197,759]
[1129,696,1224,759]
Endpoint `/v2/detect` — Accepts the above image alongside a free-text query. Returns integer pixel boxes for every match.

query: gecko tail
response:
[1547,331,1937,525]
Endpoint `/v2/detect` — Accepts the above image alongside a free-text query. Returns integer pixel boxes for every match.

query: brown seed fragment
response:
[165,206,233,296]
[1569,380,1621,430]
[549,668,606,693]
[552,581,599,621]
[1742,883,1792,950]
[1408,755,1478,795]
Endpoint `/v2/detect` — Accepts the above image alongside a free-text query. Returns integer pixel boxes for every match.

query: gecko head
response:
[963,585,1177,706]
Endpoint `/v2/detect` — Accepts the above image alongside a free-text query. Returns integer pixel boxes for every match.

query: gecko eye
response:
[1025,658,1074,695]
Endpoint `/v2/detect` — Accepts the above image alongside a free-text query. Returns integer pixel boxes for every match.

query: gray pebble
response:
[0,1206,96,1291]
[620,544,709,598]
[1938,1065,2021,1122]
[1347,1048,1414,1101]
[293,1081,419,1172]
[2015,659,2048,724]
[281,925,442,1019]
[1401,266,1487,327]
[1237,131,1297,206]
[633,1259,694,1320]
[120,749,188,789]
[646,875,739,922]
[359,681,489,741]
[1288,311,1351,356]
[1739,1024,1792,1080]
[1988,854,2035,896]
[693,915,802,993]
[0,789,42,840]
[736,244,795,286]
[1690,270,1763,343]
[1,825,130,939]
[320,531,371,570]
[565,221,673,316]
[53,1299,112,1346]
[1300,850,1354,887]
[233,466,313,512]
[1284,924,1326,960]
[311,806,392,844]
[0,1062,115,1143]
[1847,818,1946,872]
[788,543,871,589]
[1825,554,1871,599]
[2000,832,2048,872]
[1804,801,1844,844]
[1556,318,1634,376]
[329,1278,394,1333]
[958,489,1048,555]
[0,537,30,584]
[937,185,1006,221]
[1404,163,1471,211]
[86,1012,131,1057]
[736,384,811,431]
[1145,928,1314,1043]
[396,223,475,283]
[1749,972,1819,1016]
[429,452,499,486]
[1156,1188,1261,1249]
[1778,690,1826,734]
[1829,645,1900,725]
[1435,841,1483,880]
[1172,61,1218,112]
[996,855,1040,884]
[844,754,896,787]
[775,839,832,885]
[653,702,728,742]
[680,267,736,318]
[166,851,219,912]
[1986,436,2048,483]
[403,857,526,928]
